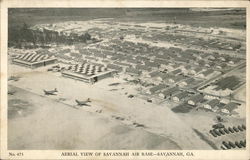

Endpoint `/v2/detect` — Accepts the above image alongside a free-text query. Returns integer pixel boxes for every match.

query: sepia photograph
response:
[0,1,249,159]
[7,7,247,150]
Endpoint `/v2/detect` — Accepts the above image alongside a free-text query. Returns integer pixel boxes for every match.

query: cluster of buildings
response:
[12,52,57,68]
[62,63,114,83]
[10,22,245,115]
[143,30,243,52]
[143,81,240,114]
[203,99,239,114]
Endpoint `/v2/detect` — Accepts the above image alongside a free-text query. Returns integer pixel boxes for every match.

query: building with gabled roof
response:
[179,77,195,87]
[147,84,167,95]
[12,52,57,68]
[125,67,142,76]
[135,64,151,72]
[126,58,140,65]
[205,61,216,68]
[172,91,189,102]
[216,63,227,70]
[136,55,149,62]
[148,71,162,78]
[144,61,159,68]
[159,86,179,99]
[228,58,241,65]
[155,54,171,60]
[195,59,206,66]
[175,57,190,63]
[204,99,220,110]
[221,102,239,114]
[181,65,191,73]
[198,53,209,59]
[170,69,182,75]
[154,58,166,64]
[187,94,204,106]
[107,64,123,72]
[169,47,182,53]
[190,66,203,75]
[198,69,214,79]
[168,75,185,83]
[114,61,132,67]
[157,73,170,81]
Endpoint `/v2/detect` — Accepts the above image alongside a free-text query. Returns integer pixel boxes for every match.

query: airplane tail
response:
[43,90,47,94]
[75,99,79,104]
[54,88,58,92]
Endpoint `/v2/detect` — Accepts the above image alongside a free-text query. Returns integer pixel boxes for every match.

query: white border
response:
[1,0,249,159]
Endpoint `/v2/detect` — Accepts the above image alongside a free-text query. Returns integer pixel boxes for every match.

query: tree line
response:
[8,23,92,48]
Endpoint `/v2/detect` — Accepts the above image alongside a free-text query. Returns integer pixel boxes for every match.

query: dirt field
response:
[8,85,181,150]
[8,63,213,150]
[234,86,246,102]
[175,109,246,149]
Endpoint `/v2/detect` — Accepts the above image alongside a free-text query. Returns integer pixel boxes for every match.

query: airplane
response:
[8,90,16,95]
[8,76,20,81]
[43,88,58,95]
[75,98,91,106]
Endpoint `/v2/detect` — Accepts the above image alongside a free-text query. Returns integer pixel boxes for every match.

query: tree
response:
[80,32,91,43]
[20,22,34,44]
[8,27,21,46]
[84,32,91,40]
[216,116,223,122]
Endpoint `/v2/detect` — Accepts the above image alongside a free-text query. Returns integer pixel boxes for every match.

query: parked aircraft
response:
[8,90,16,95]
[43,88,58,95]
[8,76,20,81]
[75,98,91,106]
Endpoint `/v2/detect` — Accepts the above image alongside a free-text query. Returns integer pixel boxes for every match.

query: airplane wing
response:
[44,90,56,95]
[75,100,91,106]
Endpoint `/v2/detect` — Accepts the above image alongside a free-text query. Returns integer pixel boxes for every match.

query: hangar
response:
[62,63,114,83]
[12,52,57,68]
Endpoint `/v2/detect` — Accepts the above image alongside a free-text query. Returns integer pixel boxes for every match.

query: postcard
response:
[0,0,249,159]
